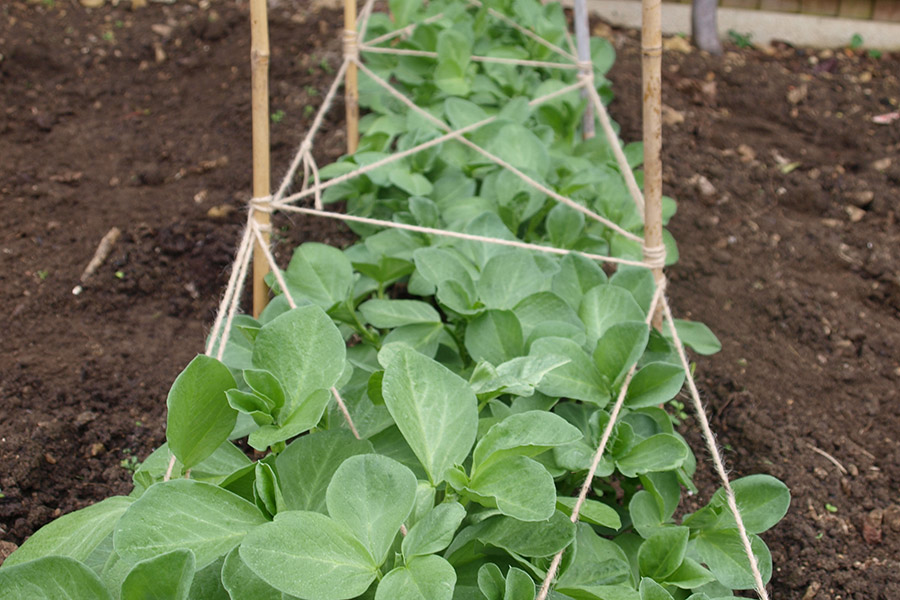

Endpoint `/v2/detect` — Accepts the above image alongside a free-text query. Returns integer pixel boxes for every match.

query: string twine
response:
[643,243,667,269]
[662,296,770,599]
[536,279,666,600]
[343,29,359,62]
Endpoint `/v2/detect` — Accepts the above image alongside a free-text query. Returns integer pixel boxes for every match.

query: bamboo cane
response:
[573,0,595,139]
[250,0,271,318]
[344,0,359,153]
[642,0,665,328]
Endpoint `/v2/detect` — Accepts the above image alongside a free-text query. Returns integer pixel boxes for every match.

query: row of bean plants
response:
[0,0,788,598]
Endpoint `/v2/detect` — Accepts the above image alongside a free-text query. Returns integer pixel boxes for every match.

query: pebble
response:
[862,508,883,544]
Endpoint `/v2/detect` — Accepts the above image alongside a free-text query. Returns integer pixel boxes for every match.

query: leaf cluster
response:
[0,1,789,599]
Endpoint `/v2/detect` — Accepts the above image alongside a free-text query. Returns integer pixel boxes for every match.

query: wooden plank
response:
[838,0,873,18]
[760,0,802,12]
[873,0,900,21]
[801,0,840,15]
[721,0,761,10]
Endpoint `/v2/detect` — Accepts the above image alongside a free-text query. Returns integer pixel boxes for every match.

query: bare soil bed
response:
[1,1,898,597]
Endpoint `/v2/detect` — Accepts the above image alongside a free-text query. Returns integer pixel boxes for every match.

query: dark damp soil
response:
[2,1,899,597]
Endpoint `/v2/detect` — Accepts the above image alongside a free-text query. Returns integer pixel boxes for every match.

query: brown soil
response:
[1,2,899,598]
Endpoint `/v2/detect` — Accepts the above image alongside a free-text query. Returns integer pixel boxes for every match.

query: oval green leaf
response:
[326,454,417,565]
[114,480,267,569]
[166,355,238,469]
[239,511,376,600]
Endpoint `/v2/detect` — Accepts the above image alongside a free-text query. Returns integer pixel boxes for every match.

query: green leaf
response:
[579,285,645,349]
[547,204,585,249]
[382,347,478,485]
[390,169,434,196]
[121,549,195,600]
[283,243,353,311]
[637,526,689,580]
[402,502,467,560]
[445,97,489,130]
[628,490,664,539]
[640,471,681,522]
[625,362,685,408]
[593,321,650,387]
[465,310,525,366]
[0,556,113,600]
[383,323,447,358]
[222,547,299,600]
[552,253,608,311]
[252,306,346,404]
[166,355,238,470]
[486,123,550,177]
[669,320,721,355]
[477,563,504,600]
[388,0,423,29]
[555,497,621,529]
[326,454,417,565]
[504,568,536,600]
[254,462,285,516]
[132,442,251,495]
[435,29,471,95]
[556,523,633,590]
[226,390,274,426]
[114,480,267,569]
[610,267,656,314]
[473,411,582,471]
[477,253,545,310]
[531,337,608,404]
[470,355,570,401]
[412,247,477,290]
[186,554,228,599]
[243,369,287,415]
[692,529,772,589]
[375,555,456,600]
[473,510,576,557]
[359,299,441,328]
[247,388,332,451]
[665,558,716,589]
[466,456,556,521]
[2,496,133,567]
[639,577,674,600]
[709,474,791,534]
[240,512,377,600]
[276,430,374,513]
[512,292,581,341]
[591,37,617,76]
[615,434,689,478]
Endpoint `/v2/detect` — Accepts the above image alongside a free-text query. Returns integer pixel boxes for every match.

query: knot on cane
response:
[250,196,274,232]
[576,60,593,82]
[343,29,359,62]
[642,243,667,269]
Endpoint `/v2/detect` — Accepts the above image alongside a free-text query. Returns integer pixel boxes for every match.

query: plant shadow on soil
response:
[1,1,899,597]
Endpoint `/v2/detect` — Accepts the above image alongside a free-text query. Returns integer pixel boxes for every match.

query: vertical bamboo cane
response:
[344,0,359,153]
[642,0,664,328]
[573,0,595,139]
[250,0,271,318]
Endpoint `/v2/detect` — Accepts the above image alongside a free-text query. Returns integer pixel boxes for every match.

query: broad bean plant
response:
[0,0,789,598]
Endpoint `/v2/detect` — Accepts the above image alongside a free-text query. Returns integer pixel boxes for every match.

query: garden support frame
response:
[234,1,772,597]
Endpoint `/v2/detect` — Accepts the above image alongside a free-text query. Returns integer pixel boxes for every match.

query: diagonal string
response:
[466,0,578,62]
[584,78,646,214]
[273,57,350,203]
[353,59,644,244]
[358,45,580,70]
[248,219,361,439]
[536,278,667,600]
[661,296,770,600]
[271,203,654,268]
